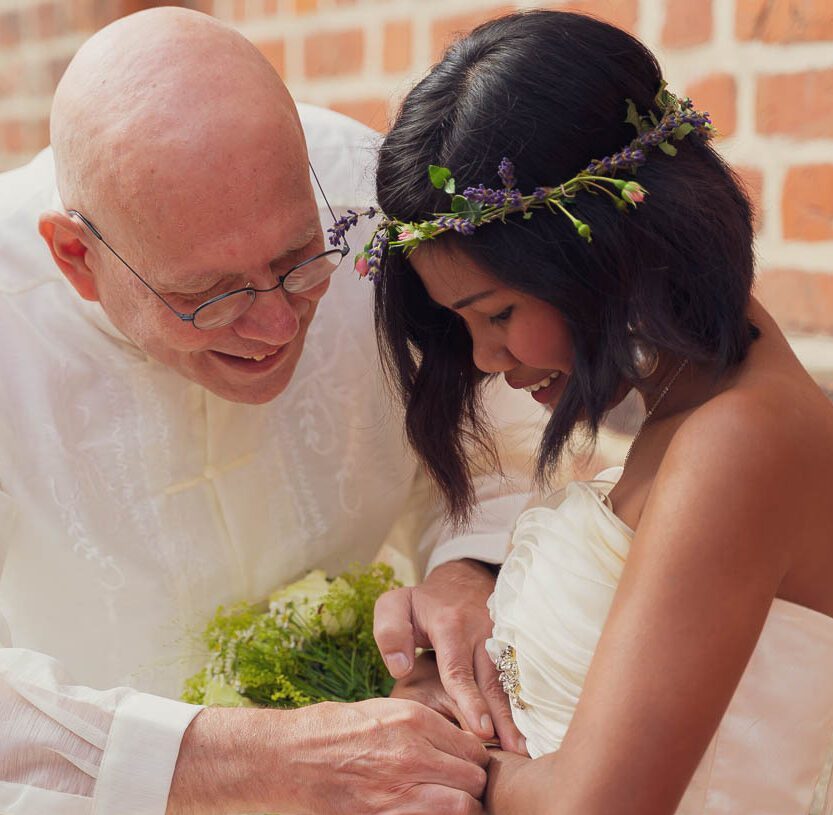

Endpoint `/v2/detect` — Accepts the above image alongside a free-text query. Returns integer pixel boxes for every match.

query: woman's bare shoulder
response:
[653,352,833,610]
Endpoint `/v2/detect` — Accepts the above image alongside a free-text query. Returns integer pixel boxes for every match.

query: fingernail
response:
[480,714,494,737]
[385,652,410,676]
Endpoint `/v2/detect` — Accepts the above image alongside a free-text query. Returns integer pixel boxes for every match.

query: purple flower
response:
[328,207,377,247]
[498,157,517,189]
[364,227,389,284]
[432,216,476,236]
[463,184,506,205]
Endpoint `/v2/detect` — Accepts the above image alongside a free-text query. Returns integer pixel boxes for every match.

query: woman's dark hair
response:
[374,10,755,521]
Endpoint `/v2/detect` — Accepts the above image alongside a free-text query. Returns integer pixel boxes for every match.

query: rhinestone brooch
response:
[495,644,526,710]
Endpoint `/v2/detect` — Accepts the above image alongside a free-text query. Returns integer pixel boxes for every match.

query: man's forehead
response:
[139,206,323,290]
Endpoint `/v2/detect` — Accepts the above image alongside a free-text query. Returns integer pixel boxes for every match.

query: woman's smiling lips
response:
[507,370,564,404]
[507,370,561,391]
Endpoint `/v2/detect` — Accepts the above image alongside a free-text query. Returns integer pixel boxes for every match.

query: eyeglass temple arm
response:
[308,162,351,256]
[66,209,195,322]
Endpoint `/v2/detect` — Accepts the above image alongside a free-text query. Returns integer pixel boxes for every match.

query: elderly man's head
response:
[40,7,332,404]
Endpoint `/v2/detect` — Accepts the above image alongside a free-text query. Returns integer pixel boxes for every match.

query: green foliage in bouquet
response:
[183,564,401,708]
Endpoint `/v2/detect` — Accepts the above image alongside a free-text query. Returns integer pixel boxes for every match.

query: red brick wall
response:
[2,0,832,338]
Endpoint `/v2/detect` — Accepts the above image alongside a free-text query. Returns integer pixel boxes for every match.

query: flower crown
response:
[328,84,714,283]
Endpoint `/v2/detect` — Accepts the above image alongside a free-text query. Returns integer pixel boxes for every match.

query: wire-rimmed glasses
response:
[67,166,350,330]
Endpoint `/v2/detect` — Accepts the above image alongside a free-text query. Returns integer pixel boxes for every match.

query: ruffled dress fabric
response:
[486,467,833,814]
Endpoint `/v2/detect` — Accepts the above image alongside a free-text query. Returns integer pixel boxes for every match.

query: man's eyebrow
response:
[167,224,321,291]
[451,289,497,310]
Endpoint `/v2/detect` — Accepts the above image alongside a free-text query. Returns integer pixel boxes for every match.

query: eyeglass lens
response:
[191,249,345,330]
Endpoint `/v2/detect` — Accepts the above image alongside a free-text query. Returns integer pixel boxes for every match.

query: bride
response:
[338,10,833,815]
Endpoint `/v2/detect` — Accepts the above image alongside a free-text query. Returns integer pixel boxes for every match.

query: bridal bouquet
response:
[183,563,400,708]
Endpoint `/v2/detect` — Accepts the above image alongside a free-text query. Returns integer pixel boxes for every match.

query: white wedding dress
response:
[486,467,833,814]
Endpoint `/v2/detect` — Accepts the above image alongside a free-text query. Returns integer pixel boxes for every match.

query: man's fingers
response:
[400,785,484,815]
[473,642,526,754]
[413,748,488,799]
[418,706,491,770]
[434,639,494,740]
[390,680,463,725]
[374,588,417,678]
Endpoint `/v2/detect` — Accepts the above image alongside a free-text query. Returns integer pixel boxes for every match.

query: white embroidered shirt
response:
[0,106,542,815]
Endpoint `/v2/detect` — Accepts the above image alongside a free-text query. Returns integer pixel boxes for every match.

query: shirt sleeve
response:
[384,381,548,578]
[0,488,202,815]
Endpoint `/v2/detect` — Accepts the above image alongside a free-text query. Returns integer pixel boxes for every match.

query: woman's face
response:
[409,244,574,406]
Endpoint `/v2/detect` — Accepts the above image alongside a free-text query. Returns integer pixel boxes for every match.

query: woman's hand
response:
[484,749,534,814]
[390,651,465,725]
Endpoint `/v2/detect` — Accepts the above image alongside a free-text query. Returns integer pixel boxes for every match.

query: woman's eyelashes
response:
[489,305,514,325]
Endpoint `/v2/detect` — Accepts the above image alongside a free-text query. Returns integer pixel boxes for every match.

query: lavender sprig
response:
[360,227,390,284]
[431,216,477,236]
[328,207,377,247]
[498,157,517,189]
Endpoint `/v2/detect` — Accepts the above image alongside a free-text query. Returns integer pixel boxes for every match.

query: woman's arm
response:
[487,390,810,815]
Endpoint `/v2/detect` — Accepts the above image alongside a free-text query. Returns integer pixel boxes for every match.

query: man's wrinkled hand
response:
[169,699,489,815]
[374,559,525,753]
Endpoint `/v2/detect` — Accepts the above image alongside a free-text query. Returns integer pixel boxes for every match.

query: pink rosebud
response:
[397,228,416,242]
[622,181,648,206]
[355,255,370,278]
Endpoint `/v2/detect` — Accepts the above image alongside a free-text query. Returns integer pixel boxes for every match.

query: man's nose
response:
[233,286,306,345]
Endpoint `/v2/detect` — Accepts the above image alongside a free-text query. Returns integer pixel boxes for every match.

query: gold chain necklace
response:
[623,358,690,470]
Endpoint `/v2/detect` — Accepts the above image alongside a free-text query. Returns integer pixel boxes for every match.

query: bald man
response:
[0,7,539,815]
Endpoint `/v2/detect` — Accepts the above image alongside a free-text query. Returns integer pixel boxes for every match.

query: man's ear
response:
[38,211,100,302]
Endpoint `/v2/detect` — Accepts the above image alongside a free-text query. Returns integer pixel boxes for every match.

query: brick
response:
[783,165,833,241]
[31,3,58,40]
[0,12,21,48]
[66,0,96,32]
[263,0,278,14]
[662,0,712,47]
[737,0,833,43]
[430,6,515,62]
[756,269,833,334]
[233,0,246,21]
[49,55,72,89]
[383,20,412,74]
[2,121,23,153]
[90,0,129,29]
[259,39,286,76]
[184,0,215,12]
[757,70,833,138]
[560,0,640,34]
[686,73,737,137]
[735,164,764,232]
[329,98,390,133]
[295,0,317,13]
[0,55,22,96]
[25,118,50,152]
[304,29,363,79]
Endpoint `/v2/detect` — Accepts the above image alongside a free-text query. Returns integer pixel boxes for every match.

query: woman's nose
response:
[472,335,516,374]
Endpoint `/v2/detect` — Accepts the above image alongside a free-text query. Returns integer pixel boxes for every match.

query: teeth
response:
[524,371,561,393]
[251,354,266,362]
